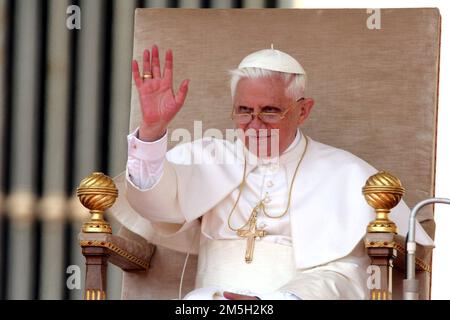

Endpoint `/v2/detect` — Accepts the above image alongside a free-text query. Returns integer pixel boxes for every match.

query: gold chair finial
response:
[362,171,405,233]
[77,172,118,234]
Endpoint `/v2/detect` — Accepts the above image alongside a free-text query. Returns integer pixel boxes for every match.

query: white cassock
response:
[110,128,433,300]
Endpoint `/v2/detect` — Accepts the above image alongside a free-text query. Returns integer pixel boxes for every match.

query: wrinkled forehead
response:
[233,76,290,104]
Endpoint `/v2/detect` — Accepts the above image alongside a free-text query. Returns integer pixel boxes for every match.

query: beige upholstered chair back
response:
[123,8,441,299]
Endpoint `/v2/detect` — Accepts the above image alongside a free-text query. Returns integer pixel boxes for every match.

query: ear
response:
[297,98,314,125]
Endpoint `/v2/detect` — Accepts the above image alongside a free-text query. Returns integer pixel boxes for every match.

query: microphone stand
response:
[403,198,450,300]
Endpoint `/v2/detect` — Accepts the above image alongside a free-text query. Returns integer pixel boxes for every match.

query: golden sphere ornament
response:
[362,171,405,233]
[77,172,118,233]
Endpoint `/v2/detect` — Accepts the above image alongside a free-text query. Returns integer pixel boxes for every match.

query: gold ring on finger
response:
[142,73,153,80]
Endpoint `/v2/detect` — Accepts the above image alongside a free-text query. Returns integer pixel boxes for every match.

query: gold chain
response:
[227,136,309,231]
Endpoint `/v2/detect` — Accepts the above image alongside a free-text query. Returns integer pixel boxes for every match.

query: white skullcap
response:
[238,46,306,75]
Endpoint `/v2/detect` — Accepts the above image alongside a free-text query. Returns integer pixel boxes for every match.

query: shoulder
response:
[306,137,378,176]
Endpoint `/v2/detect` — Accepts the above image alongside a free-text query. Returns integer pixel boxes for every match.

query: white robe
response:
[111,129,433,299]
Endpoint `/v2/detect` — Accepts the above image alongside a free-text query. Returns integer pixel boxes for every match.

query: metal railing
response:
[0,0,284,300]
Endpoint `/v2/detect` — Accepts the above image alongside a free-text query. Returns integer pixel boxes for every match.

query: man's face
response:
[232,76,313,157]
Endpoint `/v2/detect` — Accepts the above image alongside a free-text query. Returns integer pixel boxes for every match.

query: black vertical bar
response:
[35,2,48,198]
[31,220,43,299]
[98,0,113,175]
[265,0,277,8]
[232,0,243,8]
[32,0,49,300]
[0,216,9,299]
[65,0,79,197]
[62,220,72,299]
[64,0,80,300]
[136,0,145,8]
[1,0,15,196]
[201,0,210,8]
[0,0,16,300]
[167,0,178,7]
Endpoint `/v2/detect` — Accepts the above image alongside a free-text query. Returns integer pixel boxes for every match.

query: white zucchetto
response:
[238,46,306,75]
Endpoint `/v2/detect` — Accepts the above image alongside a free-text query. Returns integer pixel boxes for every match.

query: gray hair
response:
[229,67,306,102]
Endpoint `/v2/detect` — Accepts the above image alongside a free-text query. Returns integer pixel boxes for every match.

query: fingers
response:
[223,292,237,300]
[175,79,189,108]
[143,49,151,75]
[163,49,173,87]
[151,45,161,78]
[223,291,258,300]
[135,46,175,88]
[132,60,142,87]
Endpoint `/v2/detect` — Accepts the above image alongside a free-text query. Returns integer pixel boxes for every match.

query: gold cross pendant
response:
[237,212,266,264]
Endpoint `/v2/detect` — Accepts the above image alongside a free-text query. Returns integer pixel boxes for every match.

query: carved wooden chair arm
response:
[79,232,155,271]
[78,231,155,300]
[75,172,158,299]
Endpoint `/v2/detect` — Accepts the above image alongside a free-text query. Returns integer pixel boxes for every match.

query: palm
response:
[132,45,189,133]
[139,79,179,125]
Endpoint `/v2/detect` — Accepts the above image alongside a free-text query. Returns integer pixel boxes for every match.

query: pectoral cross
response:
[237,206,266,264]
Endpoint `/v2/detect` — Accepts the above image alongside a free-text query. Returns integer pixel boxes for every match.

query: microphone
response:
[403,198,450,300]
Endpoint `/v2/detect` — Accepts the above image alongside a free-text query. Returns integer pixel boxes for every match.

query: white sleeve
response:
[280,242,370,300]
[126,128,167,190]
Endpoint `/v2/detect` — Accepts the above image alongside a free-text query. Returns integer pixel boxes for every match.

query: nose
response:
[246,115,267,130]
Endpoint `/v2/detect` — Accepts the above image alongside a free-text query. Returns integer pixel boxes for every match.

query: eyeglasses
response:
[231,98,304,125]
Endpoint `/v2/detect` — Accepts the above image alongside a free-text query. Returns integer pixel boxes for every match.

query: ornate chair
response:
[78,8,441,300]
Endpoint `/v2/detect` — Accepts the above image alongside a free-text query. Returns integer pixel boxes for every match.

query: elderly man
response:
[120,45,432,300]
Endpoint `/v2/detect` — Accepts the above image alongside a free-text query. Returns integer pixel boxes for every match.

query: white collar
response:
[283,129,302,154]
[260,129,304,165]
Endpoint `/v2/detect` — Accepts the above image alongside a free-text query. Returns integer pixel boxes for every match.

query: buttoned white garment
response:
[123,128,433,265]
[127,128,303,246]
[127,129,305,299]
[116,126,434,300]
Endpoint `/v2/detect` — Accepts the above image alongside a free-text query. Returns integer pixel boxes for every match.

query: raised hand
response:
[132,45,189,141]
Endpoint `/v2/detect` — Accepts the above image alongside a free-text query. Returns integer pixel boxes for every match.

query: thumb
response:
[174,79,189,108]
